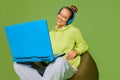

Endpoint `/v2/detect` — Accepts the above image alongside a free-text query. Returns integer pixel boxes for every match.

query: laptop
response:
[4,20,65,62]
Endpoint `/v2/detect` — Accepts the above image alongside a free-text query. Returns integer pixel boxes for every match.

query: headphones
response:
[58,7,75,25]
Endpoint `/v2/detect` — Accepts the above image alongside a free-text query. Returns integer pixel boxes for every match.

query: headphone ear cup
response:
[66,18,74,25]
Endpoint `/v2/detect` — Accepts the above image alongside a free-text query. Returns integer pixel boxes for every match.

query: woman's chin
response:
[57,21,60,24]
[56,22,66,27]
[57,22,61,26]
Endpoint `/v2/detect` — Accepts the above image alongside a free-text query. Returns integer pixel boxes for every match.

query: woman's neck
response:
[56,25,65,29]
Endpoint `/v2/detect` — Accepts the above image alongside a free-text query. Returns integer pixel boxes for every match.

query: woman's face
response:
[57,8,72,27]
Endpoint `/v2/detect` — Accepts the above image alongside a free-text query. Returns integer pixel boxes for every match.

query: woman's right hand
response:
[66,50,78,60]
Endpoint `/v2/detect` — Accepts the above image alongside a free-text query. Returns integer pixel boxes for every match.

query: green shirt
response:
[50,24,88,69]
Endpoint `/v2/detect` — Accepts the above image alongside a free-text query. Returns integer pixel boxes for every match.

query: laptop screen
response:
[5,20,54,62]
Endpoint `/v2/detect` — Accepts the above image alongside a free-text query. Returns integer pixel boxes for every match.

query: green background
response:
[0,0,120,80]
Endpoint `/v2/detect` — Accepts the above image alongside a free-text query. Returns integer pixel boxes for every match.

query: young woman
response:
[14,5,88,80]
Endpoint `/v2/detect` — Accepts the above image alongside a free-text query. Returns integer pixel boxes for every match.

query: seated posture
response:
[14,5,89,80]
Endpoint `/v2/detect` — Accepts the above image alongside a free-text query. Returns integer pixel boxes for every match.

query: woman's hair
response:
[70,5,78,13]
[59,5,78,18]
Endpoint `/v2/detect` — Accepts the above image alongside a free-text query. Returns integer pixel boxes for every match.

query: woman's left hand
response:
[66,50,78,60]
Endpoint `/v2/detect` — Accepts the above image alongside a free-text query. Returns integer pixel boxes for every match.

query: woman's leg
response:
[43,57,76,80]
[14,62,43,80]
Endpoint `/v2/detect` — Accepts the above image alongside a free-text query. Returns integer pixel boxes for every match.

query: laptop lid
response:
[5,20,55,62]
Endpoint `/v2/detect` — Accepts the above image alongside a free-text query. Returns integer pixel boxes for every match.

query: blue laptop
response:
[5,20,65,62]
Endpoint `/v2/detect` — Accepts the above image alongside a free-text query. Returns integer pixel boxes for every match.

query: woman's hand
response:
[66,50,78,60]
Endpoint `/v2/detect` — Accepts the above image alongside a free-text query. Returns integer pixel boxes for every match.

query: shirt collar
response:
[52,24,72,31]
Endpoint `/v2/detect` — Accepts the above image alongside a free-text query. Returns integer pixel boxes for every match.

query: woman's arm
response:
[66,28,88,60]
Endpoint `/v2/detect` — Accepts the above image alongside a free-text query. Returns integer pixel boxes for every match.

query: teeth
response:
[58,20,62,22]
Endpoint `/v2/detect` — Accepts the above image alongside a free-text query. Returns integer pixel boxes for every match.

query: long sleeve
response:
[73,28,88,55]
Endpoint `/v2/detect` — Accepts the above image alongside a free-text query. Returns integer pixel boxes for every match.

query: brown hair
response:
[71,5,78,13]
[58,5,78,14]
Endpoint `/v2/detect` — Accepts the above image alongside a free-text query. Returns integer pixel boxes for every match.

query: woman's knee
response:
[55,57,67,63]
[54,57,68,67]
